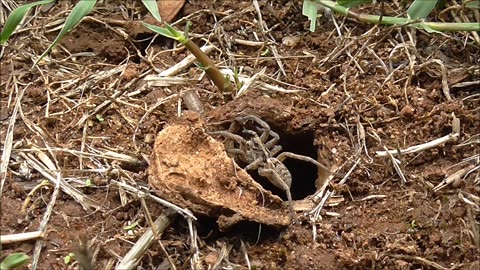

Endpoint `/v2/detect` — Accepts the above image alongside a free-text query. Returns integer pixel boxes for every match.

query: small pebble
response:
[144,133,155,144]
[400,104,415,118]
[282,36,301,47]
[204,252,218,266]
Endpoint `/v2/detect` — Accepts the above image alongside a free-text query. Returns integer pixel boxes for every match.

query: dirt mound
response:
[148,112,290,230]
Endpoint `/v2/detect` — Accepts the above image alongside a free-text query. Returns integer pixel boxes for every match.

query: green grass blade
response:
[0,253,30,270]
[414,22,441,33]
[142,22,176,39]
[465,0,480,9]
[141,0,162,22]
[337,0,372,8]
[34,0,96,66]
[165,23,184,40]
[303,0,319,32]
[407,0,438,19]
[0,0,55,44]
[142,22,187,43]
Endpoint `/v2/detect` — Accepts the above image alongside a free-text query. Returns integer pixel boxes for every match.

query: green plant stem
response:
[141,22,234,93]
[183,39,234,92]
[316,0,480,32]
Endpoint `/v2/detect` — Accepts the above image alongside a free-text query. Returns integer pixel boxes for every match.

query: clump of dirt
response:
[148,112,290,230]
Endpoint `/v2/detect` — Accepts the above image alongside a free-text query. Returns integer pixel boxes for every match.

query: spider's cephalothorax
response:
[209,115,330,224]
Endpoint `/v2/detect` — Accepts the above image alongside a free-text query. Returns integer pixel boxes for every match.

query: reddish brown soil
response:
[1,1,479,269]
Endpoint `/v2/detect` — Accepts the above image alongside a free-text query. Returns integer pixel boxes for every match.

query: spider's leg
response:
[276,152,331,173]
[208,131,245,144]
[242,129,259,138]
[209,119,235,128]
[255,127,280,149]
[247,115,272,144]
[235,115,269,127]
[208,131,249,162]
[235,115,278,149]
[242,130,270,158]
[228,119,242,134]
[259,165,298,224]
[235,115,271,133]
[269,145,282,157]
[243,129,281,160]
[284,187,299,224]
[244,157,263,171]
[226,148,247,161]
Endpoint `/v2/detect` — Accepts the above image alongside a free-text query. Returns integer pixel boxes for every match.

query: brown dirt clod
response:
[148,112,290,230]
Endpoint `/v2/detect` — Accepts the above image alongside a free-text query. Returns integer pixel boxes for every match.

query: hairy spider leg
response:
[208,131,250,163]
[258,158,298,223]
[276,152,331,173]
[234,115,273,143]
[254,127,281,150]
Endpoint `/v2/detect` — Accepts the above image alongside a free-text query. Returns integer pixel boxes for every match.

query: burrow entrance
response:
[246,124,318,201]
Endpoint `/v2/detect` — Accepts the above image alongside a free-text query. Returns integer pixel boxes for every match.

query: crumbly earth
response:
[148,112,290,230]
[0,0,479,269]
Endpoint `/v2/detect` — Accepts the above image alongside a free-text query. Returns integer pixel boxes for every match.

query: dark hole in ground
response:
[132,33,152,57]
[250,126,318,201]
[210,118,318,201]
[193,215,282,242]
[133,34,174,58]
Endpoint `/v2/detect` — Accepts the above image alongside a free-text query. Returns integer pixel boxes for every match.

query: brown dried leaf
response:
[158,0,186,23]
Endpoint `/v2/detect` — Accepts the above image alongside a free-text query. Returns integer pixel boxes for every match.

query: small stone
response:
[204,252,219,267]
[282,36,301,47]
[144,133,155,144]
[400,104,415,118]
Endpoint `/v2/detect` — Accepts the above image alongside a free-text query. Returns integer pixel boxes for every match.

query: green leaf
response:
[85,178,92,187]
[260,48,270,56]
[194,61,208,71]
[123,220,139,230]
[0,0,55,44]
[184,21,192,39]
[142,22,175,38]
[142,22,188,43]
[415,21,441,33]
[64,253,75,265]
[34,0,97,66]
[302,0,319,32]
[0,253,30,270]
[141,0,162,22]
[337,0,372,8]
[95,114,104,122]
[407,0,438,19]
[165,23,184,40]
[465,0,480,9]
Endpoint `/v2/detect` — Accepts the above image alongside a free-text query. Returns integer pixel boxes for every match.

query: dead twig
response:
[433,163,478,192]
[370,131,408,185]
[116,210,177,270]
[30,148,61,269]
[0,231,44,244]
[0,83,27,197]
[375,133,460,157]
[376,114,461,157]
[19,151,102,210]
[159,44,215,77]
[110,180,196,220]
[386,254,461,270]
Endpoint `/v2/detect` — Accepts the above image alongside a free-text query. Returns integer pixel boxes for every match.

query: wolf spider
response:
[209,115,330,223]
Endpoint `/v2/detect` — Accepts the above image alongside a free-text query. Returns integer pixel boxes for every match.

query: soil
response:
[1,0,479,269]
